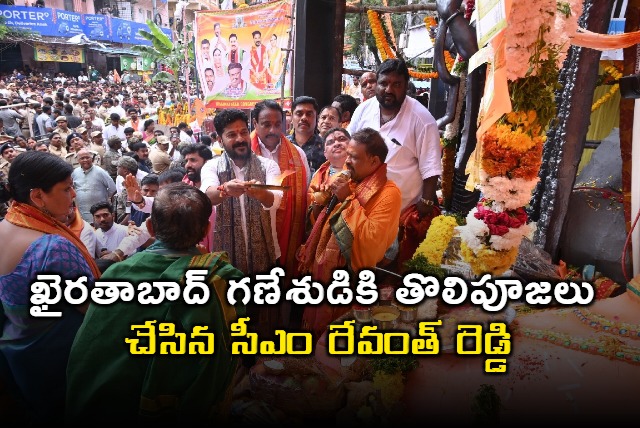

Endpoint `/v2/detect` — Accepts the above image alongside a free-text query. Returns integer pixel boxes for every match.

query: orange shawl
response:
[5,202,102,278]
[67,206,85,238]
[251,131,308,278]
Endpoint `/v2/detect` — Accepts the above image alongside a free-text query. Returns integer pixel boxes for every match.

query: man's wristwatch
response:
[418,197,435,207]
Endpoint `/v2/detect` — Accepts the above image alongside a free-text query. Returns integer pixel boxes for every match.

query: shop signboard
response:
[0,5,171,44]
[34,42,85,63]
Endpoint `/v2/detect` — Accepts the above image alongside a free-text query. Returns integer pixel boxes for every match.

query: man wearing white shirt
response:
[107,98,127,120]
[200,108,281,276]
[90,201,129,258]
[178,122,197,144]
[124,107,144,133]
[103,113,127,143]
[115,155,148,197]
[200,108,282,336]
[347,58,441,214]
[347,58,441,268]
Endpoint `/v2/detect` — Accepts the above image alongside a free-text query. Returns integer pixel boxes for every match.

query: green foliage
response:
[403,254,447,279]
[471,384,502,425]
[449,212,466,226]
[556,1,572,18]
[507,25,563,129]
[131,20,194,101]
[369,356,418,375]
[0,16,35,41]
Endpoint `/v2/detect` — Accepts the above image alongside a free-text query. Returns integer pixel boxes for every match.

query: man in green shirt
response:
[66,182,246,425]
[89,65,101,83]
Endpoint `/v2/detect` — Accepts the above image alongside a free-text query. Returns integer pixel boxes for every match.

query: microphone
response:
[325,170,351,214]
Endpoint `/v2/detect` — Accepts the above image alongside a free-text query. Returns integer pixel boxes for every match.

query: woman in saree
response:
[0,151,100,425]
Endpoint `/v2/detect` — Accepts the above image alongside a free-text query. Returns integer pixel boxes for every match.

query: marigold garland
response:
[591,63,622,112]
[413,215,459,265]
[424,16,455,71]
[367,11,452,80]
[461,241,519,276]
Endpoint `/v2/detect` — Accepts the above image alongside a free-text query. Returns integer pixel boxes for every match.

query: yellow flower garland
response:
[413,215,459,265]
[591,63,622,112]
[367,11,450,80]
[460,242,519,276]
[425,16,455,70]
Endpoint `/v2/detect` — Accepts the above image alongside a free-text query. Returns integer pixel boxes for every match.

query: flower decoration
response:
[592,62,622,112]
[413,215,459,265]
[457,1,584,276]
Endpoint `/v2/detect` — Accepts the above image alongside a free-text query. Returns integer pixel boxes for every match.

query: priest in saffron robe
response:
[298,128,402,338]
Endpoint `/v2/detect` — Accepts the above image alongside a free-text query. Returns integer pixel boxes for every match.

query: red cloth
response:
[397,204,441,272]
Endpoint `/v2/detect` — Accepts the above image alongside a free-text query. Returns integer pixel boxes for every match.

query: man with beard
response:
[212,23,227,52]
[298,128,401,338]
[250,100,309,286]
[182,144,214,250]
[89,201,128,258]
[200,108,281,335]
[347,58,441,269]
[250,30,268,88]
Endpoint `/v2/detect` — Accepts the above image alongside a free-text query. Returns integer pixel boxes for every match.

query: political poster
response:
[194,0,293,109]
[34,42,85,63]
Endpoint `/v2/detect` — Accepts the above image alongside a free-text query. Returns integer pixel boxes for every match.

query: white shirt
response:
[107,105,127,120]
[347,96,442,210]
[94,223,129,257]
[124,120,145,133]
[102,124,126,143]
[79,220,98,256]
[117,221,151,257]
[257,136,311,187]
[91,118,104,131]
[200,155,282,259]
[179,130,196,144]
[115,169,149,195]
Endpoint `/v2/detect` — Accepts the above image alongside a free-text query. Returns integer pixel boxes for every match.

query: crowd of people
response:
[0,58,442,425]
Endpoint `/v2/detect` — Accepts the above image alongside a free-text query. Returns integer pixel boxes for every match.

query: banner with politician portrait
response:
[194,0,292,109]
